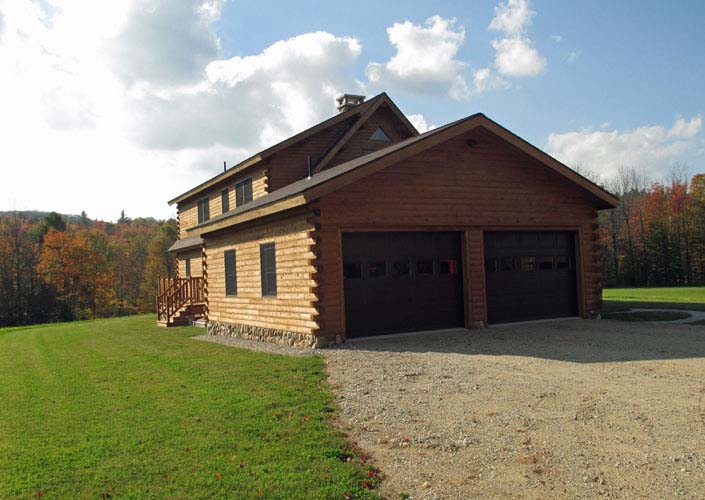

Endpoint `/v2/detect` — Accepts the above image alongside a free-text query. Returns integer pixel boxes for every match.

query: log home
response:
[158,93,618,347]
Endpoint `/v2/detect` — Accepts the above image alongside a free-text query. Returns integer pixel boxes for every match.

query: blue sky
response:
[217,0,705,152]
[0,0,703,220]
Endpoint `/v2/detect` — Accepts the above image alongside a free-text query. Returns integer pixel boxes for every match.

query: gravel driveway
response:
[323,320,705,499]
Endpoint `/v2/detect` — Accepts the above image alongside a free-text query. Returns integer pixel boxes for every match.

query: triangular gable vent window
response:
[369,127,391,142]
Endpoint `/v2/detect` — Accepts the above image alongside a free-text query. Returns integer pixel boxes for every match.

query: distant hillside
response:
[0,210,82,222]
[0,211,162,224]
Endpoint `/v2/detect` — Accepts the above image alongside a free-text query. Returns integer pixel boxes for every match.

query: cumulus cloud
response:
[0,0,364,220]
[407,114,436,133]
[366,16,471,99]
[488,0,546,78]
[109,0,224,86]
[547,116,703,178]
[129,31,362,151]
[366,15,507,99]
[491,37,546,77]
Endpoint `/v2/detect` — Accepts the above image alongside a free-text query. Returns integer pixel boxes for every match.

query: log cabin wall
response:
[326,105,415,167]
[314,126,602,340]
[178,166,268,238]
[204,214,320,347]
[265,119,355,192]
[176,249,203,277]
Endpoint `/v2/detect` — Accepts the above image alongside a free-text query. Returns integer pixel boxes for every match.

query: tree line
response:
[595,167,705,287]
[0,211,176,327]
[1,167,704,327]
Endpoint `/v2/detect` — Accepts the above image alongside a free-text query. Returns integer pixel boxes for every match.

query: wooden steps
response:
[157,302,205,327]
[156,277,206,327]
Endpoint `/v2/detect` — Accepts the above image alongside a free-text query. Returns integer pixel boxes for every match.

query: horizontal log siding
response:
[328,105,414,167]
[316,126,602,338]
[178,167,268,237]
[266,119,354,192]
[177,249,203,277]
[205,215,319,335]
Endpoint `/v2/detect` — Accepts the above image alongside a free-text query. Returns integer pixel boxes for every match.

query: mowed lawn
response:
[0,316,379,500]
[604,286,705,303]
[603,286,705,312]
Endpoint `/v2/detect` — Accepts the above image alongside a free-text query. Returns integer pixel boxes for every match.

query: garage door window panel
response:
[367,261,387,278]
[391,260,411,277]
[416,259,434,276]
[439,259,457,274]
[519,256,536,272]
[539,256,554,270]
[500,256,516,272]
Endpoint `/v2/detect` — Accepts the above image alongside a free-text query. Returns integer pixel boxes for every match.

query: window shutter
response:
[185,258,191,277]
[260,243,277,296]
[221,188,229,213]
[224,249,237,296]
[244,178,253,203]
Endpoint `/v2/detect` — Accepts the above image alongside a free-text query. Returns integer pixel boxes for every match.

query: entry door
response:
[484,231,578,324]
[342,232,464,337]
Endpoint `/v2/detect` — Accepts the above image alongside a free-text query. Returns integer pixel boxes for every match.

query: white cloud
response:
[547,116,703,179]
[0,0,364,220]
[109,0,224,86]
[491,38,546,77]
[668,115,702,139]
[550,34,562,43]
[367,15,508,99]
[488,0,546,78]
[407,114,436,133]
[489,0,534,37]
[568,50,579,62]
[129,31,362,151]
[366,16,473,99]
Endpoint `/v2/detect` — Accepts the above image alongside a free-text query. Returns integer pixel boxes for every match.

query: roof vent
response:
[336,94,365,113]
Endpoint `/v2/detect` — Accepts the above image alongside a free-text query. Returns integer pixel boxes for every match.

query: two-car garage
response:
[342,230,579,337]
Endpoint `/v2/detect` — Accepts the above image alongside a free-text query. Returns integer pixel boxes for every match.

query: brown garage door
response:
[342,232,464,337]
[484,231,578,324]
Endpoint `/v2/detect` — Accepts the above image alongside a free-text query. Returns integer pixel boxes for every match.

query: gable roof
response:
[168,93,418,206]
[190,112,618,236]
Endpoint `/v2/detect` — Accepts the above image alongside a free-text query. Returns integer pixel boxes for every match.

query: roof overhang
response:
[167,235,203,253]
[167,93,418,207]
[182,112,618,237]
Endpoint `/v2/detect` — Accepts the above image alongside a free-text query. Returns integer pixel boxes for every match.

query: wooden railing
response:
[156,277,205,323]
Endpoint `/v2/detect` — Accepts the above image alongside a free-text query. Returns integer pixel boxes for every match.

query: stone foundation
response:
[207,320,341,349]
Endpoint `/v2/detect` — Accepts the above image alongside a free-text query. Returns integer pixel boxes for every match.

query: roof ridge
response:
[168,93,390,206]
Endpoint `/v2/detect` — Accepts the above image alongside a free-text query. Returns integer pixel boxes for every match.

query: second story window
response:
[221,188,230,213]
[236,178,253,207]
[197,197,210,223]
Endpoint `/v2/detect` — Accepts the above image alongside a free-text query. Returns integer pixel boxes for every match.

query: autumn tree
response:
[142,220,178,307]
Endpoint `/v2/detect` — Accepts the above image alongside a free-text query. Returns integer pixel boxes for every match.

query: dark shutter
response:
[224,249,237,296]
[185,258,191,277]
[260,243,277,296]
[221,188,229,213]
[236,178,253,206]
[197,198,210,223]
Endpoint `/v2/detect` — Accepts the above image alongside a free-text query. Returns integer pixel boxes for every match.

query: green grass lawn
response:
[0,316,380,500]
[603,286,705,312]
[601,310,692,322]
